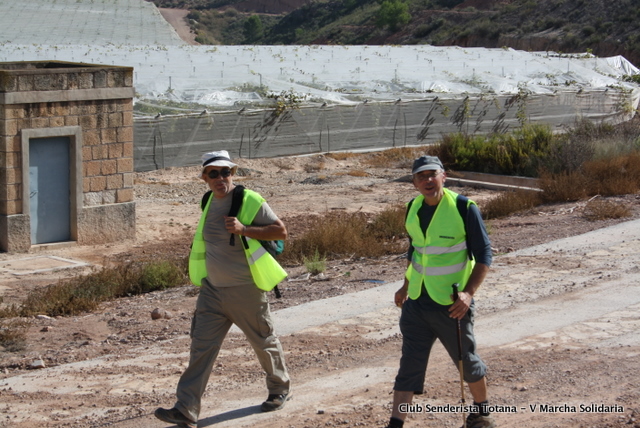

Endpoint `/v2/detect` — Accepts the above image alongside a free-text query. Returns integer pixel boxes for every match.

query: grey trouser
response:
[174,279,290,422]
[394,292,486,394]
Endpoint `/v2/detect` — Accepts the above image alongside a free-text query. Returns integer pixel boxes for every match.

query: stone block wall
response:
[0,61,136,252]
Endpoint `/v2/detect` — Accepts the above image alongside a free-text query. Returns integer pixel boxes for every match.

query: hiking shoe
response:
[154,407,197,428]
[385,416,405,428]
[463,412,496,428]
[260,391,292,412]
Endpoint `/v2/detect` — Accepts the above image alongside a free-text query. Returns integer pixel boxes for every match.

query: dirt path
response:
[159,8,199,45]
[1,156,640,427]
[2,221,639,427]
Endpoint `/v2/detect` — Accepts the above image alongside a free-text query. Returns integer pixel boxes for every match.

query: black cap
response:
[411,156,444,174]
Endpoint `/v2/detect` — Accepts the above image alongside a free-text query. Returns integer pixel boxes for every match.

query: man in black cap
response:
[386,156,495,428]
[155,150,291,428]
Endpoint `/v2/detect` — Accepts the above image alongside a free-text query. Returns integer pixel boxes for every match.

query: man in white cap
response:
[385,155,495,428]
[155,150,291,428]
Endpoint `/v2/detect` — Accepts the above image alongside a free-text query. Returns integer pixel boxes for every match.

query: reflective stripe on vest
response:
[188,188,287,290]
[235,190,287,291]
[410,260,468,276]
[412,241,468,255]
[404,188,475,304]
[245,237,268,265]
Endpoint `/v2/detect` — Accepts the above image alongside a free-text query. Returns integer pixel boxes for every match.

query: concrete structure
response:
[0,61,135,252]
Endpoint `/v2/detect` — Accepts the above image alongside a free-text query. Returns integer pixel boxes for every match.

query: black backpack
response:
[405,194,473,261]
[201,186,285,297]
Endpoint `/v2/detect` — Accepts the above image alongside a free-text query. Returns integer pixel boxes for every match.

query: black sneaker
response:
[385,416,405,428]
[260,391,292,412]
[464,412,496,428]
[154,407,197,428]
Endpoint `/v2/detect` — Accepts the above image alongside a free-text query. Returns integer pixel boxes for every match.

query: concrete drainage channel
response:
[397,171,540,192]
[446,171,540,192]
[0,255,89,276]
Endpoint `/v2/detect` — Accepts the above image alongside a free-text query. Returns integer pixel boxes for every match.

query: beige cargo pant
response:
[174,279,290,422]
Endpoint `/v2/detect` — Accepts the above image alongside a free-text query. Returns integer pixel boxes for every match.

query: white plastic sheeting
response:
[1,0,639,171]
[1,0,637,107]
[0,0,185,46]
[1,44,638,108]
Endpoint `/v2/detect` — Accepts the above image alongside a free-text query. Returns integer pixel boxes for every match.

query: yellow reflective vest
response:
[188,188,287,291]
[405,188,475,304]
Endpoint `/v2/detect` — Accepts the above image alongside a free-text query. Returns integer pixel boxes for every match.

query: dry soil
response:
[1,154,639,428]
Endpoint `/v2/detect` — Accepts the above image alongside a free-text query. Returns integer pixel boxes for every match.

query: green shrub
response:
[138,261,187,294]
[303,249,327,275]
[244,15,263,42]
[375,0,411,31]
[623,74,640,85]
[437,124,553,177]
[224,7,238,18]
[545,133,595,174]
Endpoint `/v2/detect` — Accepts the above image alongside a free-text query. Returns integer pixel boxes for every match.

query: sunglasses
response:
[207,168,232,179]
[414,171,442,182]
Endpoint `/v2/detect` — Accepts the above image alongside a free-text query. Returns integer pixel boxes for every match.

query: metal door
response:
[29,137,71,244]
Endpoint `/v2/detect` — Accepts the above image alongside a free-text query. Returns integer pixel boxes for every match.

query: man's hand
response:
[448,291,472,320]
[395,285,408,308]
[224,217,288,240]
[448,263,490,320]
[224,216,245,235]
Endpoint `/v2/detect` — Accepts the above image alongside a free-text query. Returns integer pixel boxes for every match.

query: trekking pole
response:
[452,283,466,428]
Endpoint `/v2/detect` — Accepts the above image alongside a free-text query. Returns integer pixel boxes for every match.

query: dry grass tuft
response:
[346,169,370,177]
[304,159,325,172]
[272,159,296,170]
[325,152,360,161]
[582,153,640,196]
[0,318,30,352]
[481,189,542,219]
[539,153,640,203]
[538,171,588,203]
[363,146,432,168]
[583,199,632,221]
[281,207,407,264]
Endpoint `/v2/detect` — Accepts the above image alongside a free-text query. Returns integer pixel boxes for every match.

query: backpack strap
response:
[200,190,212,211]
[405,197,415,221]
[199,186,246,247]
[455,194,473,261]
[228,185,246,247]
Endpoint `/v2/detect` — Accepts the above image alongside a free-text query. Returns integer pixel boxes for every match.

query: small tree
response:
[376,0,411,32]
[244,15,263,43]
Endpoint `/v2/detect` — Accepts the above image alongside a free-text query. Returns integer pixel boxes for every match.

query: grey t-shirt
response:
[203,190,279,287]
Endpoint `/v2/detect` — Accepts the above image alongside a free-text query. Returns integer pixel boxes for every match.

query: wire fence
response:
[133,89,636,171]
